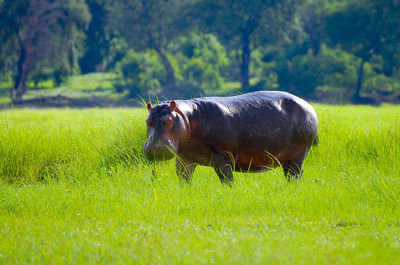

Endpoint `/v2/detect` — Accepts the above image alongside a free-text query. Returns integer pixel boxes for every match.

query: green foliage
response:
[79,0,110,73]
[364,74,400,95]
[0,0,91,100]
[273,48,347,97]
[319,46,359,90]
[30,67,69,88]
[102,37,130,71]
[325,0,400,61]
[0,106,400,263]
[185,58,221,89]
[249,50,265,79]
[298,0,328,57]
[324,0,400,99]
[172,33,229,91]
[108,0,188,91]
[1,0,400,102]
[114,50,165,97]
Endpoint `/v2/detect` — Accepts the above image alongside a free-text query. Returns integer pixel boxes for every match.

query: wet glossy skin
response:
[144,91,318,184]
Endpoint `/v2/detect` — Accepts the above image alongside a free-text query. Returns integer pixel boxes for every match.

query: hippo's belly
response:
[232,144,281,172]
[226,128,309,172]
[234,145,306,172]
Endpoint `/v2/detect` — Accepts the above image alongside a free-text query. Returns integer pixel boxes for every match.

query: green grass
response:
[23,73,122,101]
[25,72,117,91]
[67,73,117,91]
[0,105,399,264]
[0,73,120,103]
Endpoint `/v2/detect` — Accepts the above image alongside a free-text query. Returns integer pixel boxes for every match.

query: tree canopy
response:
[0,0,399,104]
[325,0,400,100]
[0,0,90,102]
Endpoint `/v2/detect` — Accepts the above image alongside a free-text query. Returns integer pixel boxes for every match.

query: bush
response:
[114,50,165,97]
[30,67,68,88]
[273,51,323,97]
[183,57,222,90]
[171,33,229,91]
[364,74,400,95]
[272,47,350,97]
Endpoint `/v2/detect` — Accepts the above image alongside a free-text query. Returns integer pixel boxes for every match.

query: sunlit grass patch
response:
[0,105,399,264]
[68,72,117,91]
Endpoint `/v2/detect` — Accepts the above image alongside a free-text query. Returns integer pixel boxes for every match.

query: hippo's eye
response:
[163,117,173,126]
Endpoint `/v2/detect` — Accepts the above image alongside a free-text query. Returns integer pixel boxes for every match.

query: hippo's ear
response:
[169,100,176,112]
[147,102,152,111]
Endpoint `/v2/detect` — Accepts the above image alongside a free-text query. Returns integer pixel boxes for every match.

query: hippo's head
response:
[144,100,190,161]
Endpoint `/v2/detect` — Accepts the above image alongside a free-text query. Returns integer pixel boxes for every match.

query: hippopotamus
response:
[144,91,318,184]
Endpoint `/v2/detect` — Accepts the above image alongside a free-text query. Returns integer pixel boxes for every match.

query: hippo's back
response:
[192,91,313,113]
[188,91,317,134]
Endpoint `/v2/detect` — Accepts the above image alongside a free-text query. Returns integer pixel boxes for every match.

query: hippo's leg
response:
[176,157,196,183]
[212,154,234,185]
[282,149,309,181]
[282,162,303,181]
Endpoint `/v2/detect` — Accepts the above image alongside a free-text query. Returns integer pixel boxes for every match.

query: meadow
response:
[0,104,399,264]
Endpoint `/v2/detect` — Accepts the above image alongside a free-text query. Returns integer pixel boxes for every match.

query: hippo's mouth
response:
[144,151,175,161]
[143,143,176,161]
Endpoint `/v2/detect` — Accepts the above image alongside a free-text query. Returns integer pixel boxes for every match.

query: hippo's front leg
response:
[211,153,234,185]
[176,157,196,183]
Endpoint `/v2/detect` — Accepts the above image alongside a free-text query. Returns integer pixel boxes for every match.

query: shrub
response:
[114,50,165,97]
[172,33,229,91]
[272,47,350,97]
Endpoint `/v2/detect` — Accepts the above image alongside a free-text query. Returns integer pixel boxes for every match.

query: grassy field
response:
[0,73,123,104]
[0,105,399,264]
[0,73,259,104]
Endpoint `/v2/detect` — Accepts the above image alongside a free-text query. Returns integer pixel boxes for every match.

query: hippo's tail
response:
[312,135,319,146]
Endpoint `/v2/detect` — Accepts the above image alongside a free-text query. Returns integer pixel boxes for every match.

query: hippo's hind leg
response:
[212,154,234,185]
[282,160,303,181]
[282,149,309,181]
[176,157,196,184]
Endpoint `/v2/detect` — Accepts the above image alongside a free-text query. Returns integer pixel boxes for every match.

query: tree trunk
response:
[147,32,177,96]
[354,57,366,100]
[158,48,177,88]
[241,30,251,91]
[9,83,14,105]
[153,44,177,96]
[311,38,321,57]
[15,41,32,102]
[306,3,321,57]
[13,31,26,103]
[15,63,30,102]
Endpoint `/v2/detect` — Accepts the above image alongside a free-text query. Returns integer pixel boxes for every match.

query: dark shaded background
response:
[1,0,399,106]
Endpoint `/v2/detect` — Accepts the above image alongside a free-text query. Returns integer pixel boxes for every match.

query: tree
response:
[190,0,299,91]
[300,0,327,57]
[171,33,229,91]
[108,0,187,96]
[0,0,90,102]
[273,48,347,97]
[114,49,165,97]
[79,0,110,73]
[325,0,400,101]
